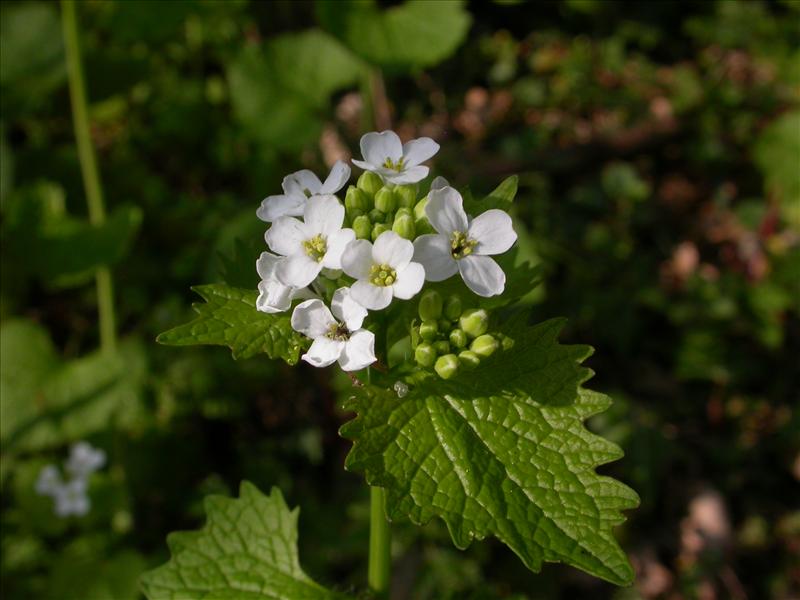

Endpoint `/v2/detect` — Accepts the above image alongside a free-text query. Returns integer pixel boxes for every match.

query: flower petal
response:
[341,239,374,280]
[468,209,517,255]
[392,262,425,300]
[350,279,393,310]
[430,176,450,191]
[256,251,280,280]
[413,234,459,281]
[265,216,307,257]
[291,299,336,338]
[387,165,429,184]
[319,160,351,194]
[338,330,376,371]
[402,137,440,166]
[426,186,469,235]
[458,255,506,297]
[373,230,413,270]
[257,194,305,222]
[351,159,378,172]
[322,228,355,269]
[331,287,367,331]
[360,130,403,165]
[302,337,344,368]
[277,253,322,288]
[304,194,344,237]
[256,279,294,313]
[282,169,322,196]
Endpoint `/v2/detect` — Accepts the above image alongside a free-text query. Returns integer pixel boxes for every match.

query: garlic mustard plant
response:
[153,128,638,598]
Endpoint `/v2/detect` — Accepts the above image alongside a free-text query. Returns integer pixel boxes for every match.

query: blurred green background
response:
[1,0,798,598]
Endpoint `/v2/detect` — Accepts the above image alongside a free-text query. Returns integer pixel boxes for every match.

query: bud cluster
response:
[345,172,433,242]
[410,290,513,379]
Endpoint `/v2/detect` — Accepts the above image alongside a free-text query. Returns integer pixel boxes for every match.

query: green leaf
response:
[228,30,365,151]
[753,110,800,228]
[157,284,308,363]
[340,316,639,585]
[140,482,347,600]
[0,319,148,454]
[316,0,472,69]
[463,175,518,214]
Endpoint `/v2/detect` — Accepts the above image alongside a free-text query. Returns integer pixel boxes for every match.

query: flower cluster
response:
[256,130,518,374]
[35,441,106,517]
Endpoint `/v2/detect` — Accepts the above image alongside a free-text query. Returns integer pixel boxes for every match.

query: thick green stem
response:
[368,486,391,595]
[61,0,117,354]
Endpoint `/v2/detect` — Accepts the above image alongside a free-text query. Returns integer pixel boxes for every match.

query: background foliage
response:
[1,0,798,598]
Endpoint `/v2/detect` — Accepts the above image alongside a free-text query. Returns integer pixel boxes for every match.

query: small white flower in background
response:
[35,465,63,496]
[413,186,517,297]
[66,441,106,479]
[265,195,355,288]
[255,252,315,314]
[291,287,376,371]
[353,131,439,185]
[257,161,351,222]
[341,231,426,310]
[54,477,90,517]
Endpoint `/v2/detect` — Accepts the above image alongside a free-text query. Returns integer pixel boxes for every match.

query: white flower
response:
[352,131,439,185]
[53,478,90,517]
[35,465,62,497]
[65,441,106,479]
[265,195,355,289]
[291,288,376,371]
[430,175,450,191]
[341,230,425,310]
[256,252,315,314]
[257,161,351,222]
[413,186,517,297]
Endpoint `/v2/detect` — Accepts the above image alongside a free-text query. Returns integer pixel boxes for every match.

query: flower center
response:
[382,157,405,171]
[302,234,327,262]
[369,263,397,286]
[302,188,313,198]
[326,322,350,341]
[450,231,477,259]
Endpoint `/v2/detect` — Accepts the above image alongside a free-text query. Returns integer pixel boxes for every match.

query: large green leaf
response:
[0,320,147,454]
[316,0,472,69]
[140,482,347,600]
[340,316,639,585]
[157,285,308,363]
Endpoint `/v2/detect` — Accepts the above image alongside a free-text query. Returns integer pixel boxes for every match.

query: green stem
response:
[61,0,117,354]
[368,486,391,595]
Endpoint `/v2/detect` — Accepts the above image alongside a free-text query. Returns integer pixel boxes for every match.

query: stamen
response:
[450,231,477,259]
[370,263,397,286]
[326,322,350,341]
[302,234,327,262]
[382,157,405,171]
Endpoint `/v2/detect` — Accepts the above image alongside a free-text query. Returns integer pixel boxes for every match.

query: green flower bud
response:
[410,325,421,349]
[458,350,481,370]
[392,213,416,240]
[414,343,437,367]
[368,208,386,223]
[419,319,438,341]
[444,295,463,321]
[449,328,468,349]
[352,215,372,240]
[438,318,452,332]
[395,207,413,219]
[470,334,498,358]
[345,185,370,213]
[371,222,390,241]
[357,171,382,196]
[433,340,451,355]
[459,308,489,339]
[413,197,428,221]
[434,354,460,379]
[395,184,418,208]
[497,333,515,351]
[415,218,434,235]
[418,290,443,321]
[374,187,397,213]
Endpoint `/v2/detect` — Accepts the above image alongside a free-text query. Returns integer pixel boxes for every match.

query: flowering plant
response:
[147,131,638,598]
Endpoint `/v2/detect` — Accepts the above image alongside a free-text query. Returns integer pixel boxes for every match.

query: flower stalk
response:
[61,0,116,354]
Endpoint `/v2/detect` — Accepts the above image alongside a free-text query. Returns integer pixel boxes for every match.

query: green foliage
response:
[0,320,147,455]
[341,316,639,585]
[753,110,800,227]
[228,30,365,151]
[140,482,346,600]
[316,0,471,69]
[157,284,308,363]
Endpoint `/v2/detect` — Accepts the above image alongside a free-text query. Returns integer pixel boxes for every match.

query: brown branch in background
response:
[370,69,392,131]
